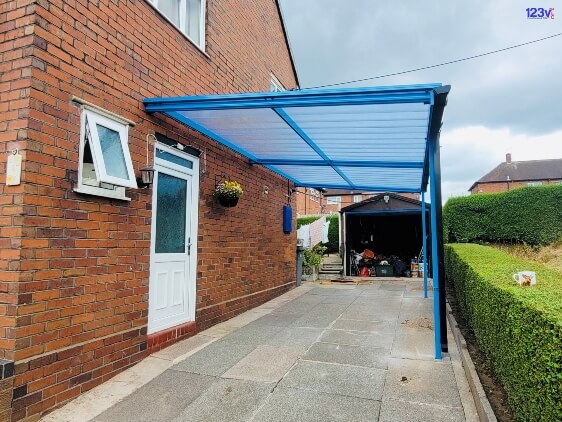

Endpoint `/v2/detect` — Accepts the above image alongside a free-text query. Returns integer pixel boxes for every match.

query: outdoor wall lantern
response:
[138,167,155,188]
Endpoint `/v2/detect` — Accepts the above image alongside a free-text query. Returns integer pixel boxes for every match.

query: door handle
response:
[187,237,192,255]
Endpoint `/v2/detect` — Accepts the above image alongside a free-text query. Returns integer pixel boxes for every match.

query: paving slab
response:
[151,334,215,362]
[332,318,396,333]
[379,399,465,422]
[222,345,301,382]
[220,323,284,346]
[250,312,300,327]
[319,329,395,349]
[93,370,214,422]
[173,378,272,422]
[251,387,381,422]
[263,327,323,350]
[290,305,348,329]
[321,295,358,305]
[171,338,256,376]
[280,360,386,401]
[382,358,463,408]
[303,342,389,369]
[391,326,435,360]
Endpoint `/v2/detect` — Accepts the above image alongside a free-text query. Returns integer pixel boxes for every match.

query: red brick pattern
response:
[147,321,196,354]
[0,0,298,419]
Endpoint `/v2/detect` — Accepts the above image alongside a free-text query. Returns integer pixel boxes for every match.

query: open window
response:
[75,107,137,200]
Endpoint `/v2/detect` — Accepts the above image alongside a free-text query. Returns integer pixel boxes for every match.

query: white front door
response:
[148,143,199,334]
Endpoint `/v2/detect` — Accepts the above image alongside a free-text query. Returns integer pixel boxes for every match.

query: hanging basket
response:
[214,178,243,208]
[217,195,239,207]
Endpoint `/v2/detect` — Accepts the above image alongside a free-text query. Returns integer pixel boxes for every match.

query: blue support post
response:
[429,138,442,360]
[421,191,428,299]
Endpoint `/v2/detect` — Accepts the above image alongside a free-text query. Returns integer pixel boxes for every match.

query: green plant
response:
[323,214,339,253]
[296,216,321,229]
[302,248,322,267]
[443,185,562,246]
[445,243,562,421]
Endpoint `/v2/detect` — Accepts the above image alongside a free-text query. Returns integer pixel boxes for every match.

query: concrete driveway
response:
[43,280,478,422]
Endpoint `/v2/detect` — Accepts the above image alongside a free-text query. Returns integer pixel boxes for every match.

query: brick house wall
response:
[295,187,322,216]
[470,180,562,194]
[0,0,298,419]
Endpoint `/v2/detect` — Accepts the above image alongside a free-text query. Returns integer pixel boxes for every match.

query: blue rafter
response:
[273,107,356,189]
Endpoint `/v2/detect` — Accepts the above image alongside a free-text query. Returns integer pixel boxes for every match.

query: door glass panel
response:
[155,173,187,253]
[96,124,129,179]
[156,148,193,169]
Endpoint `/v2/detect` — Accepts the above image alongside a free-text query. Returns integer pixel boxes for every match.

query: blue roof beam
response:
[144,84,438,113]
[297,183,419,193]
[250,159,424,169]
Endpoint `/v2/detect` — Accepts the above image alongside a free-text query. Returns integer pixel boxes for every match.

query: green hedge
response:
[324,214,339,253]
[296,216,321,229]
[445,243,562,421]
[443,185,562,246]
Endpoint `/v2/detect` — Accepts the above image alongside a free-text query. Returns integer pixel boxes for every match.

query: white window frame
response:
[74,106,137,201]
[270,74,285,92]
[353,195,362,203]
[146,0,206,51]
[327,196,341,205]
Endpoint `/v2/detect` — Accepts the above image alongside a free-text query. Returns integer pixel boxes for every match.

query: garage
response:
[341,193,431,277]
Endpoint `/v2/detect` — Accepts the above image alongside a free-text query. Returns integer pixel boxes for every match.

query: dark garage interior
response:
[341,193,431,277]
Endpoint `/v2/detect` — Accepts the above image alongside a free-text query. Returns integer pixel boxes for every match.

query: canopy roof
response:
[144,84,450,193]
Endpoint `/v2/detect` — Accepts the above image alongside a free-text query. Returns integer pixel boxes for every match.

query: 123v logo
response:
[526,7,555,19]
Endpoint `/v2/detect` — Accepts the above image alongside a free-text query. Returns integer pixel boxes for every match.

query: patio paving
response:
[42,279,479,422]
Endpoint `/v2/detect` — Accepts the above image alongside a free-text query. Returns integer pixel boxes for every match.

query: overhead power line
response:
[306,32,562,89]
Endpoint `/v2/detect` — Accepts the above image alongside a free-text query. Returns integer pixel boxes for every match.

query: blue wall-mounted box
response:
[283,205,292,234]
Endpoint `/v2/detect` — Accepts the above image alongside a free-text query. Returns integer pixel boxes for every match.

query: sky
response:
[279,0,562,201]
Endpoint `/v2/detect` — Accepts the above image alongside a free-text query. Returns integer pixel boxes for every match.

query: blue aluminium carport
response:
[144,83,450,358]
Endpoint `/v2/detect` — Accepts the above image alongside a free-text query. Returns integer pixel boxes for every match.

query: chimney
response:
[506,153,512,163]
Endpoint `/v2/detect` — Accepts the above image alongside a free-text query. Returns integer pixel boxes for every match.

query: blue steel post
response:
[421,191,428,299]
[429,137,442,360]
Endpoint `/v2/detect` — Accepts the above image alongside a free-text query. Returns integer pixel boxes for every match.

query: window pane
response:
[159,0,181,27]
[155,173,187,253]
[96,124,129,179]
[186,0,201,44]
[156,148,193,169]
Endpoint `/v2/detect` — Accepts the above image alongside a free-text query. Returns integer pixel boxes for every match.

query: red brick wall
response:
[0,0,36,364]
[1,0,298,419]
[470,180,562,194]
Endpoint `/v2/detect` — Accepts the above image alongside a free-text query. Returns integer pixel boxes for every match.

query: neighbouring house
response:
[0,0,298,419]
[322,190,419,213]
[469,154,562,194]
[294,187,323,216]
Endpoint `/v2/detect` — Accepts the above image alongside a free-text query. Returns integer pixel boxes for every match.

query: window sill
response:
[74,186,131,201]
[143,1,210,60]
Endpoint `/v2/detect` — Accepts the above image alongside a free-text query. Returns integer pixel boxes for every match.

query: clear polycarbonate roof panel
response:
[144,84,449,192]
[339,167,424,190]
[281,104,430,162]
[178,108,322,160]
[272,165,346,185]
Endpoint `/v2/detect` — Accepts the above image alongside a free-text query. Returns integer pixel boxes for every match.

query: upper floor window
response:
[75,106,137,200]
[308,188,320,202]
[270,74,285,92]
[147,0,206,49]
[326,196,341,205]
[528,181,543,187]
[353,195,362,203]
